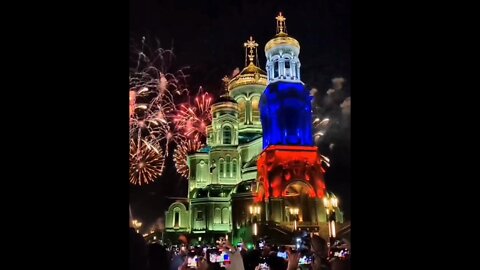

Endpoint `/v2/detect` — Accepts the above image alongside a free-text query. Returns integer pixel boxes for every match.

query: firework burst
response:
[129,37,191,185]
[173,139,204,178]
[129,37,189,99]
[129,138,165,186]
[173,89,213,143]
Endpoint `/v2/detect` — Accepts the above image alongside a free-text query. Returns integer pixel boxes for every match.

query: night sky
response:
[130,0,351,228]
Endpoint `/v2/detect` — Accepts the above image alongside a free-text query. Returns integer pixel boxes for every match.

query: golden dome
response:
[228,63,267,91]
[227,37,268,91]
[265,34,300,53]
[265,12,300,53]
[240,62,267,76]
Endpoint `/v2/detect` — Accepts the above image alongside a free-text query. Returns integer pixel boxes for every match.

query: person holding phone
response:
[221,238,245,270]
[178,256,209,270]
[286,249,301,270]
[282,236,330,270]
[171,235,189,270]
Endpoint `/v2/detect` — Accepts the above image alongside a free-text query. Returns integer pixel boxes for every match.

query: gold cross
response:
[244,36,258,65]
[222,75,229,92]
[275,12,286,34]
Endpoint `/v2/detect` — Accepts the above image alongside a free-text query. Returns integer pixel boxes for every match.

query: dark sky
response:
[130,0,351,228]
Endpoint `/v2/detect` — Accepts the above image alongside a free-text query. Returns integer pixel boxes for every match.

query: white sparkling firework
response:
[129,38,192,185]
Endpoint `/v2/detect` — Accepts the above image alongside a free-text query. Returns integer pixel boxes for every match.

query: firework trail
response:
[313,117,332,142]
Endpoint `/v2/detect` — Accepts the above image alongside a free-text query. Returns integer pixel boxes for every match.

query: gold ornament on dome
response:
[222,75,230,94]
[228,36,268,91]
[275,12,287,34]
[228,71,268,91]
[265,12,300,52]
[244,36,259,66]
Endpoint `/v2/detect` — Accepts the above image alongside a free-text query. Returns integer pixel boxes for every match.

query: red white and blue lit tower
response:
[256,13,331,232]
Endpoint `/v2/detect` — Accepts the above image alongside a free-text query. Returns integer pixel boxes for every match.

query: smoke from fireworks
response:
[311,77,351,157]
[340,97,351,116]
[231,67,240,78]
[173,139,204,178]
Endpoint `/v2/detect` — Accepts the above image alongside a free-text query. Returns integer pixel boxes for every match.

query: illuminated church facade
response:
[165,13,343,244]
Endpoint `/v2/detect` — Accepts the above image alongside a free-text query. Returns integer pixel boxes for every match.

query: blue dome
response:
[260,81,313,149]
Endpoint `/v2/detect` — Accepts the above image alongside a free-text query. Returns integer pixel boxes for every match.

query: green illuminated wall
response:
[164,202,189,232]
[165,83,265,236]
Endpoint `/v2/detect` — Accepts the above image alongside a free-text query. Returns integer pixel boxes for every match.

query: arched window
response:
[274,61,279,78]
[219,158,224,176]
[223,126,232,145]
[173,207,180,227]
[196,160,206,182]
[214,207,221,224]
[237,97,246,124]
[196,210,203,221]
[222,207,230,224]
[285,58,291,77]
[232,159,237,177]
[291,61,296,79]
[251,96,260,123]
[226,156,231,177]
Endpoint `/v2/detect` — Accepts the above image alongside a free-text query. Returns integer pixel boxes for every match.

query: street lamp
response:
[289,207,299,231]
[249,205,261,235]
[323,195,339,244]
[132,219,142,233]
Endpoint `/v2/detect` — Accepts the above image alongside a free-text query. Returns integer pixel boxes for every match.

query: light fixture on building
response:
[323,194,339,243]
[289,207,299,231]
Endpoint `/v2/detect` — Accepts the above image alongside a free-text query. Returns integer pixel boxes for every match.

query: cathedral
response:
[164,13,343,245]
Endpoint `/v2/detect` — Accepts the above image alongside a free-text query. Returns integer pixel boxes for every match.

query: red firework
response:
[173,90,213,143]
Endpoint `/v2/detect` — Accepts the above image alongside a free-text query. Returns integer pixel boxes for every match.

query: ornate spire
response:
[275,12,287,35]
[243,36,259,67]
[222,75,230,94]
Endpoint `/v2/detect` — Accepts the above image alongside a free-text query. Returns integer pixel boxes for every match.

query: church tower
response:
[256,13,331,229]
[205,80,241,186]
[261,12,313,149]
[228,37,268,143]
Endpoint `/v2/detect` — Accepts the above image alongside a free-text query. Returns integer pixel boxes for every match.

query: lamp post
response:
[323,195,338,245]
[289,207,299,231]
[132,219,142,234]
[249,205,261,235]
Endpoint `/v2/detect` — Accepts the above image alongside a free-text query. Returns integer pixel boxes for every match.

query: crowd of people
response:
[129,227,350,270]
